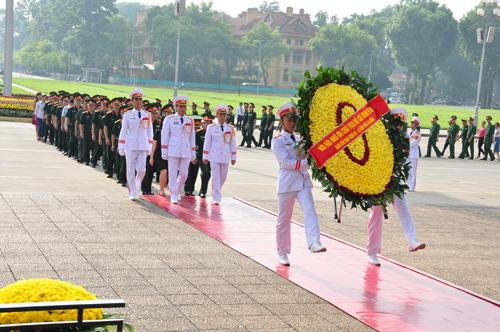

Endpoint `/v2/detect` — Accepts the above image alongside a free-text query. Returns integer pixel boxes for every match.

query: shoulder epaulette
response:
[167,114,174,118]
[196,128,203,132]
[208,123,215,126]
[106,110,112,114]
[114,119,121,123]
[187,116,193,120]
[227,124,234,128]
[273,134,281,138]
[82,111,88,114]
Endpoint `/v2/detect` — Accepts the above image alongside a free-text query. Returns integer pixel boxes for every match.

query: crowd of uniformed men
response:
[410,112,498,161]
[35,91,278,196]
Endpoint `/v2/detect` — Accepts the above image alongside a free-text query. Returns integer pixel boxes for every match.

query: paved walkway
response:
[1,120,500,331]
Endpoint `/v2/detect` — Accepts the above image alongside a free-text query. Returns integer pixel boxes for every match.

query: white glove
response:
[118,149,125,156]
[162,154,168,160]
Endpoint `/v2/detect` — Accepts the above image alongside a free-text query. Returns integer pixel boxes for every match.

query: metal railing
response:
[0,299,126,332]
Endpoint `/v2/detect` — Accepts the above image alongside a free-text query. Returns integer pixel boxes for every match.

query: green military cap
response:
[433,115,439,120]
[203,101,210,106]
[110,97,121,104]
[244,102,249,106]
[82,93,90,99]
[249,102,255,107]
[119,105,128,112]
[162,103,174,113]
[461,119,467,123]
[268,105,274,109]
[228,105,234,109]
[486,115,492,120]
[145,103,160,113]
[142,99,150,105]
[468,117,474,121]
[451,115,457,120]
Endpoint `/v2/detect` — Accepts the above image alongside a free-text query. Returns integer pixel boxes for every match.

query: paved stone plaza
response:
[1,121,499,331]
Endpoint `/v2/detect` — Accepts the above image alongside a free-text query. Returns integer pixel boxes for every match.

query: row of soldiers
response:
[420,113,496,160]
[38,91,243,195]
[238,103,276,149]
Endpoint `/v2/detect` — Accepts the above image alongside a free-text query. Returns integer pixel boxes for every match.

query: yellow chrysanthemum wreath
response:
[309,83,394,196]
[0,278,103,325]
[296,67,410,211]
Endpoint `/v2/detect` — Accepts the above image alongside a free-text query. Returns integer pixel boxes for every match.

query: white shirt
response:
[118,109,154,153]
[161,113,196,159]
[495,128,500,138]
[409,129,421,159]
[236,106,244,116]
[35,100,45,118]
[271,131,313,194]
[203,123,237,163]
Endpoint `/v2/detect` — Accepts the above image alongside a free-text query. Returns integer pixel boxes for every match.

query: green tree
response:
[459,5,500,109]
[116,2,151,22]
[242,21,289,86]
[14,40,69,72]
[387,0,457,104]
[258,1,282,13]
[309,24,377,77]
[312,10,338,28]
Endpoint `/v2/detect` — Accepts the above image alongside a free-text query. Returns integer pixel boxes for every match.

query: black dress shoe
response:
[77,159,83,163]
[85,162,90,165]
[200,193,206,198]
[143,192,153,196]
[121,182,127,187]
[91,164,96,168]
[107,174,113,178]
[185,192,191,196]
[116,179,121,183]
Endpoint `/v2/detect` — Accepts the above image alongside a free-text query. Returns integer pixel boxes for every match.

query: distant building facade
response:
[228,7,320,89]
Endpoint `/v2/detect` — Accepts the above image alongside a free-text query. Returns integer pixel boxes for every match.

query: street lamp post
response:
[474,0,500,127]
[67,26,73,78]
[368,50,374,82]
[257,40,262,95]
[173,0,186,101]
[130,27,135,86]
[3,0,14,96]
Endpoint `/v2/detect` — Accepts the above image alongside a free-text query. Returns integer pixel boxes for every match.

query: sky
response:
[1,0,474,20]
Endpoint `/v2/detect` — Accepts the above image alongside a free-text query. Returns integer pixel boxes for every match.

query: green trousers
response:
[482,137,495,160]
[426,137,441,157]
[197,158,210,195]
[240,124,248,146]
[459,139,469,158]
[83,132,92,163]
[246,126,258,147]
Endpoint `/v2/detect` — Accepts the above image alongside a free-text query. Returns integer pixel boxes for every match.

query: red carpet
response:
[146,195,500,331]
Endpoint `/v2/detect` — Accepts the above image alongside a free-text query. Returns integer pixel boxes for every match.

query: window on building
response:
[305,52,312,66]
[287,39,291,44]
[300,40,304,46]
[283,69,289,83]
[293,51,303,66]
[284,54,290,65]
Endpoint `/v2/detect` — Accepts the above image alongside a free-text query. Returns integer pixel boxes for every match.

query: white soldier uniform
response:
[161,95,196,203]
[118,89,153,200]
[272,102,326,266]
[407,117,421,192]
[367,108,425,266]
[202,105,237,203]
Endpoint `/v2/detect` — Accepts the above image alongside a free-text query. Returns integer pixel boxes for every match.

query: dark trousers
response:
[37,118,45,138]
[236,115,243,130]
[198,159,210,195]
[141,156,154,193]
[83,132,92,163]
[441,138,450,155]
[115,152,126,183]
[61,130,67,152]
[240,124,248,146]
[49,123,55,143]
[91,140,103,166]
[426,137,441,157]
[246,126,258,147]
[257,128,266,147]
[106,144,115,176]
[68,128,77,157]
[184,162,199,194]
[264,128,274,148]
[478,137,485,157]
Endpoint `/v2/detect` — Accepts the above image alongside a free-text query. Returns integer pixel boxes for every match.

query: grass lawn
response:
[11,77,500,128]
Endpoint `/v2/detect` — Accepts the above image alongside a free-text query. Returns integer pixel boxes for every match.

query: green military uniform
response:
[111,118,126,185]
[441,125,453,156]
[482,120,495,160]
[240,110,249,146]
[425,122,441,157]
[458,123,469,159]
[201,110,214,119]
[56,104,64,151]
[43,101,53,143]
[80,110,94,164]
[265,112,276,149]
[102,109,120,177]
[257,111,268,147]
[142,115,162,194]
[50,103,59,148]
[196,127,210,196]
[448,122,460,158]
[91,109,105,167]
[246,110,258,147]
[226,113,235,126]
[466,122,477,159]
[191,109,198,116]
[66,104,80,158]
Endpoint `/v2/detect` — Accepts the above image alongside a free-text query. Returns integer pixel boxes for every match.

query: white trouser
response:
[125,150,147,197]
[168,157,190,200]
[367,195,417,255]
[407,158,418,191]
[276,186,321,255]
[210,162,229,201]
